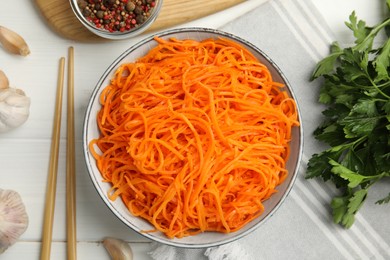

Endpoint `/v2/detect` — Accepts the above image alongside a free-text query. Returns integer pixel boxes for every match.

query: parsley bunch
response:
[307,0,390,228]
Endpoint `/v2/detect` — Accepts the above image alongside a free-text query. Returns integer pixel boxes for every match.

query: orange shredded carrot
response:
[90,36,299,238]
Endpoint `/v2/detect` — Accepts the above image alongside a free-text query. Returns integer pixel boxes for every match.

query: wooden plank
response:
[0,241,153,260]
[34,0,244,42]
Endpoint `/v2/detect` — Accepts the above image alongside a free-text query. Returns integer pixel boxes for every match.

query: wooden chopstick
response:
[66,46,77,260]
[41,57,65,260]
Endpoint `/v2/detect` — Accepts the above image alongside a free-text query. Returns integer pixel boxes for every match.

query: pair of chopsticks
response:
[40,47,77,260]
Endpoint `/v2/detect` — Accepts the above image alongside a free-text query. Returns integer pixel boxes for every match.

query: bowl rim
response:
[82,27,304,248]
[69,0,163,40]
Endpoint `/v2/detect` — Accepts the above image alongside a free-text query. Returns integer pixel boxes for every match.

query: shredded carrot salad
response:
[90,36,299,238]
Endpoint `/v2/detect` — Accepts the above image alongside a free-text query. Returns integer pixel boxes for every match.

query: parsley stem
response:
[363,173,389,187]
[376,81,390,88]
[352,135,367,148]
[368,77,390,99]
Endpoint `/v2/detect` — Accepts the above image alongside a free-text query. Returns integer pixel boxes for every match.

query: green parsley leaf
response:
[314,123,346,147]
[345,11,371,45]
[373,39,390,82]
[331,196,349,224]
[321,104,350,119]
[311,51,342,80]
[347,189,368,214]
[306,152,334,180]
[331,189,368,228]
[341,149,364,173]
[384,100,390,114]
[350,98,378,116]
[329,159,365,188]
[340,113,380,137]
[344,189,367,228]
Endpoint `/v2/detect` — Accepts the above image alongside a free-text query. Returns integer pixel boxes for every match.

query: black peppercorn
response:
[82,8,92,17]
[134,6,143,15]
[78,0,88,9]
[96,10,104,19]
[126,2,136,12]
[136,14,145,24]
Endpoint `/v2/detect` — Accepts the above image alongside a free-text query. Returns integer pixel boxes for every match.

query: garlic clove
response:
[0,189,29,254]
[0,87,30,133]
[0,26,30,56]
[103,237,133,260]
[0,70,9,89]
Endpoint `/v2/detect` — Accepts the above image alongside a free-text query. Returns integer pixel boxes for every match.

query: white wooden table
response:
[0,0,386,259]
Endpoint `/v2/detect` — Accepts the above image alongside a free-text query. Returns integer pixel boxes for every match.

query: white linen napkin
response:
[147,0,390,259]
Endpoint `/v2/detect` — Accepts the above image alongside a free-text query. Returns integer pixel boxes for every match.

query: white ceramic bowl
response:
[83,28,303,248]
[69,0,163,40]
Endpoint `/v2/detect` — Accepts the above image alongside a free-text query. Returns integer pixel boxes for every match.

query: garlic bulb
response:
[103,237,133,260]
[0,70,30,133]
[0,189,29,254]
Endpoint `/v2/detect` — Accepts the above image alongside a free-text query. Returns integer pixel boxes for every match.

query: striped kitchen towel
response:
[149,0,390,259]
